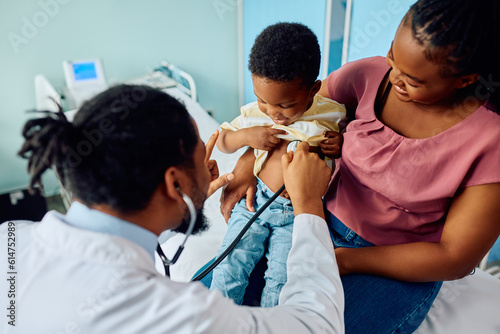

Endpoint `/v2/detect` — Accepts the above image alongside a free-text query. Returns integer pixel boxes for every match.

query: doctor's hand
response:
[282,142,332,219]
[205,130,234,198]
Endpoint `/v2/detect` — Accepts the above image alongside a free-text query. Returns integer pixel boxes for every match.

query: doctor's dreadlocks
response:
[406,0,500,112]
[18,85,198,212]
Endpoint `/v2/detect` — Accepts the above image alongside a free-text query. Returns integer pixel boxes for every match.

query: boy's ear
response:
[457,73,480,89]
[309,80,322,97]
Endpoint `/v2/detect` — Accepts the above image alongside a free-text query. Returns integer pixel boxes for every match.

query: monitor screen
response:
[72,62,98,81]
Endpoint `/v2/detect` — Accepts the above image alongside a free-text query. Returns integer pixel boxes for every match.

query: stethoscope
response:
[157,140,301,279]
[156,192,196,277]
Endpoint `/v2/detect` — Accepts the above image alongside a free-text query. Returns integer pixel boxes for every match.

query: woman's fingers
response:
[245,184,256,213]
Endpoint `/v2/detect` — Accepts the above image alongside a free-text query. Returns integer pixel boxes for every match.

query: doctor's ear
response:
[164,168,185,201]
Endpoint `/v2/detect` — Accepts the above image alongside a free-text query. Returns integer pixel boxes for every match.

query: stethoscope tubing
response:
[191,183,286,281]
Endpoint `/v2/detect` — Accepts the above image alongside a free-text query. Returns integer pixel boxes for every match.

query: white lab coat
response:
[0,211,344,333]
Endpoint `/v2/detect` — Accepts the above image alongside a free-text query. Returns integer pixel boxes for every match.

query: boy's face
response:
[252,75,319,126]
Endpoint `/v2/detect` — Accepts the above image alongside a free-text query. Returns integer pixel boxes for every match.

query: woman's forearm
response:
[336,242,476,282]
[337,184,500,282]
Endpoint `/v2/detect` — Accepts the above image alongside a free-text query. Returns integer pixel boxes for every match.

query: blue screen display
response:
[72,62,98,81]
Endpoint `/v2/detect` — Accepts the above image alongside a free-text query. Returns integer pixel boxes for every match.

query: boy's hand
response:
[246,126,287,151]
[318,131,343,159]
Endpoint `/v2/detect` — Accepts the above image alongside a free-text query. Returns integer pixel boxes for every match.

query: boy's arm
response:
[217,129,250,153]
[217,127,288,153]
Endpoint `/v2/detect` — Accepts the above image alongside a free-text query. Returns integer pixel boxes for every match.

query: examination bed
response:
[154,62,500,334]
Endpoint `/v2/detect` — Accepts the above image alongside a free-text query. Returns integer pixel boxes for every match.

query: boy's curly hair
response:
[249,22,321,88]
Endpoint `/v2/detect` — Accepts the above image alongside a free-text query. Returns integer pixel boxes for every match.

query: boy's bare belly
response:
[258,141,321,199]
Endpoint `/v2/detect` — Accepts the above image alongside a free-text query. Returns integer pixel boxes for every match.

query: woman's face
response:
[386,22,467,106]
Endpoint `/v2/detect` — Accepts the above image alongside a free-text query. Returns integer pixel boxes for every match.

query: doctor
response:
[0,85,344,333]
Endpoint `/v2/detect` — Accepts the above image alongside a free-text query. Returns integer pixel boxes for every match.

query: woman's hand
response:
[220,147,257,222]
[318,131,343,159]
[205,130,234,198]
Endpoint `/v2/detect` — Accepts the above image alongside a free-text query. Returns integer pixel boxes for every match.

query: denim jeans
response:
[327,212,443,334]
[197,208,443,333]
[489,236,500,263]
[210,178,294,307]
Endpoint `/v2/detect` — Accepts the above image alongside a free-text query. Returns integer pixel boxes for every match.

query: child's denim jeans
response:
[210,178,294,307]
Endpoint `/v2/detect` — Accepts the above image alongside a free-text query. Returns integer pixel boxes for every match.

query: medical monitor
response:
[63,59,107,89]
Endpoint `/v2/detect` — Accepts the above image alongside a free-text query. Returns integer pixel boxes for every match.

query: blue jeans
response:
[489,237,500,263]
[197,210,443,333]
[327,212,443,334]
[210,178,294,307]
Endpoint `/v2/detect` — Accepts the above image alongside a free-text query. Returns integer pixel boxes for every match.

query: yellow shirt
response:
[221,95,346,176]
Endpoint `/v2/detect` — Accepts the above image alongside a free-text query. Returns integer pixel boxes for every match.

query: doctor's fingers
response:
[207,173,234,198]
[204,130,219,165]
[282,143,331,197]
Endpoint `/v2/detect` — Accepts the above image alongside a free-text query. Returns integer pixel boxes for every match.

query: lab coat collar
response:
[65,201,158,260]
[34,210,159,274]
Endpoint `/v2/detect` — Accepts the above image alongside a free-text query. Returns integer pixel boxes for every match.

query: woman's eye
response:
[406,79,419,88]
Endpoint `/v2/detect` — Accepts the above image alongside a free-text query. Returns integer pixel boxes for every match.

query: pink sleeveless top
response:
[324,57,500,246]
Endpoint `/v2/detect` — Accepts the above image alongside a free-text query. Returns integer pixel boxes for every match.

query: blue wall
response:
[347,0,414,62]
[242,0,328,105]
[0,0,239,194]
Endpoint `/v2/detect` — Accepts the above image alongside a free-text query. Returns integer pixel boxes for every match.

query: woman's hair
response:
[18,85,198,213]
[248,22,321,88]
[406,0,500,111]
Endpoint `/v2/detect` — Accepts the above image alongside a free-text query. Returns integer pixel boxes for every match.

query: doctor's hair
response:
[18,85,198,212]
[249,22,321,88]
[406,0,500,111]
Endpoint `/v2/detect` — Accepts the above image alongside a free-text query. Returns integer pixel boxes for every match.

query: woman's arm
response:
[318,78,331,99]
[335,183,500,282]
[220,147,257,222]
